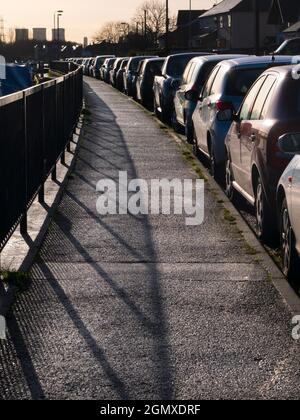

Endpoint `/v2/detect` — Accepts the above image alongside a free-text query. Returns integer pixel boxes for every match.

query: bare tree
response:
[7,28,15,44]
[134,0,176,45]
[93,21,128,44]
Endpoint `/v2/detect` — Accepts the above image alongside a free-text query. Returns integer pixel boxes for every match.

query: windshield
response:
[129,58,144,72]
[226,68,265,96]
[167,55,197,78]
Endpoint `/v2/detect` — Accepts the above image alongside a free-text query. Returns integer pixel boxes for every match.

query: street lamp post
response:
[57,10,63,44]
[189,0,192,48]
[165,0,169,54]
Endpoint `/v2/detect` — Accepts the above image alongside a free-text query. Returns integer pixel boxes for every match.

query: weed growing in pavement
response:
[0,270,30,295]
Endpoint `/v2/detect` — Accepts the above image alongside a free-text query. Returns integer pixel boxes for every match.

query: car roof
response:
[220,55,295,69]
[262,64,300,76]
[144,57,166,63]
[167,52,208,59]
[189,54,247,64]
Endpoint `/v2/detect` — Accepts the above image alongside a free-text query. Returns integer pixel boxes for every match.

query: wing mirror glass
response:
[185,90,199,102]
[217,109,235,122]
[278,133,300,154]
[171,79,180,90]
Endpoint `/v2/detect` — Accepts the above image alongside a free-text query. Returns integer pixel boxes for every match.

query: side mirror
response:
[278,133,300,154]
[185,90,199,102]
[171,79,180,90]
[217,109,235,122]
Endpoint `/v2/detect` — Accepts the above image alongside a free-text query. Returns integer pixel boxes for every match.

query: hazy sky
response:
[0,0,216,43]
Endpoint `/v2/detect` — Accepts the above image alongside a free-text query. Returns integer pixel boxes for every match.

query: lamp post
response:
[57,10,63,44]
[254,0,260,55]
[189,0,192,48]
[165,0,169,54]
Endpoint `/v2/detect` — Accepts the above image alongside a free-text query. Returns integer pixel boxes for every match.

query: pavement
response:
[0,78,299,400]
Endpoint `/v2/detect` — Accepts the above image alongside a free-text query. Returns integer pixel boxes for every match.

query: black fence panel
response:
[25,86,44,203]
[44,81,58,174]
[0,65,83,251]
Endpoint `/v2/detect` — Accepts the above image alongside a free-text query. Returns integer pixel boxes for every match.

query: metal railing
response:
[0,65,83,252]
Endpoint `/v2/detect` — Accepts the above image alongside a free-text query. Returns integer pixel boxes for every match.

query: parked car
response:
[192,56,296,181]
[110,58,125,87]
[153,53,209,123]
[277,133,300,280]
[225,65,300,241]
[84,58,94,75]
[274,38,300,56]
[89,58,95,76]
[124,56,156,97]
[136,58,165,109]
[92,55,115,79]
[102,58,117,83]
[116,58,129,91]
[173,54,245,142]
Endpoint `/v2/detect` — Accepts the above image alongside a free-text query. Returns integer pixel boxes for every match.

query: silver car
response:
[277,133,300,280]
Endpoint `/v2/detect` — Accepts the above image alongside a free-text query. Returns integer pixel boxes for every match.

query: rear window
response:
[130,58,144,72]
[195,61,219,89]
[225,68,264,96]
[167,55,196,78]
[147,61,164,75]
[281,77,300,117]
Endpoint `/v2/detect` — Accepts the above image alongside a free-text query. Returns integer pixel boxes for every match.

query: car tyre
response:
[209,145,224,184]
[254,177,273,242]
[193,130,200,158]
[280,198,300,281]
[225,154,237,201]
[186,123,194,144]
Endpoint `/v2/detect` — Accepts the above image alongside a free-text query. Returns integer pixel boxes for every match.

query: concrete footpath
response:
[0,79,299,400]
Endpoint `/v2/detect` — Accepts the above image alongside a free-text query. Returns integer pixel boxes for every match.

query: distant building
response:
[196,0,281,51]
[32,28,47,41]
[52,28,65,42]
[83,37,88,48]
[15,28,29,42]
[268,0,300,25]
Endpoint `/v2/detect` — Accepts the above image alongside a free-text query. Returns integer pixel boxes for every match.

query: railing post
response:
[20,213,28,236]
[51,165,57,181]
[61,150,65,165]
[38,184,45,204]
[21,91,28,237]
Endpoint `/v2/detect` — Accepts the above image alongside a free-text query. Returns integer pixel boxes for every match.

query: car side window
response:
[252,75,277,120]
[187,63,197,83]
[202,66,220,98]
[210,65,227,96]
[239,77,266,121]
[183,63,192,84]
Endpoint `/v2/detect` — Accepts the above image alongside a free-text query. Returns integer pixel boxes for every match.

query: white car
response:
[277,133,300,280]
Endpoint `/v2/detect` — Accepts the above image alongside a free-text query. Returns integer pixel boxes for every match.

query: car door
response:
[195,66,221,152]
[240,75,277,196]
[290,157,300,252]
[176,62,195,125]
[231,76,266,190]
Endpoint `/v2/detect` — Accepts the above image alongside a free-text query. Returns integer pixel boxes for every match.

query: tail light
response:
[216,100,233,111]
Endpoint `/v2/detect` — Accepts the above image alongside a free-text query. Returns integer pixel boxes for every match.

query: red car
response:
[225,65,300,241]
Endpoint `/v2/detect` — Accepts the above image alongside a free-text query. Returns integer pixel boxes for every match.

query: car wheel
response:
[171,108,181,133]
[154,99,159,117]
[255,178,272,242]
[225,155,236,201]
[186,123,194,144]
[280,199,299,280]
[192,130,200,158]
[209,146,224,183]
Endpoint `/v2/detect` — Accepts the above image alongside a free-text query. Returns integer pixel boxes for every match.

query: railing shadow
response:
[1,80,173,400]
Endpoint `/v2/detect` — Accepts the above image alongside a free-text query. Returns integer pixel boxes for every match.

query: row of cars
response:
[79,52,300,282]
